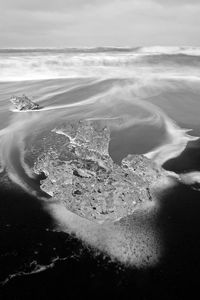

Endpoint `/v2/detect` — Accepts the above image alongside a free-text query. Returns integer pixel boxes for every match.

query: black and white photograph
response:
[0,0,200,299]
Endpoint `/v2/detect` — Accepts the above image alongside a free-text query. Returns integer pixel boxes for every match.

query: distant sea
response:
[1,47,200,299]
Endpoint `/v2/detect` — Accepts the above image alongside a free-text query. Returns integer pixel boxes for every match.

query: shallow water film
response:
[1,47,200,299]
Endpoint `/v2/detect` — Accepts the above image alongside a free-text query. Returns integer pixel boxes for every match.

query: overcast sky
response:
[0,0,200,47]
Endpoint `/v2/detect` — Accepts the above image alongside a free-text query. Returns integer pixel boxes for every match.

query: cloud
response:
[0,0,199,47]
[0,0,107,12]
[152,0,200,6]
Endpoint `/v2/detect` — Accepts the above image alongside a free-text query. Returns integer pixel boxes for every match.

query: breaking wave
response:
[1,46,200,55]
[1,46,200,81]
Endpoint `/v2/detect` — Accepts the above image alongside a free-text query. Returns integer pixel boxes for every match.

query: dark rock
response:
[32,119,167,223]
[10,95,40,111]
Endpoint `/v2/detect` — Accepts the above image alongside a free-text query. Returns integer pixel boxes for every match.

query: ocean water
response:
[0,47,200,299]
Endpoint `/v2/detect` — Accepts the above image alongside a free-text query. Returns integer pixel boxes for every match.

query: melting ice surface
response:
[0,47,200,271]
